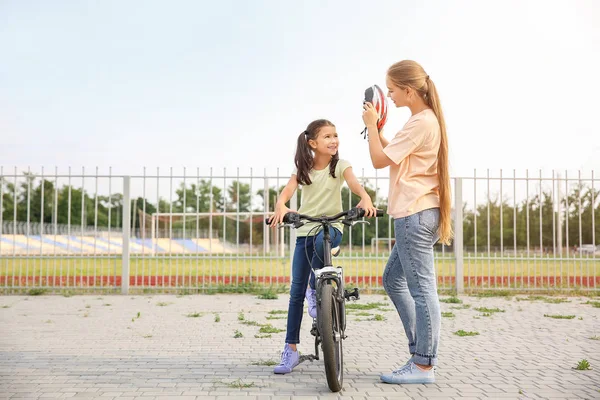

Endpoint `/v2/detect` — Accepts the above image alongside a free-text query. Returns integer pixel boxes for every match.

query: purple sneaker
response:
[306,287,317,318]
[273,344,299,374]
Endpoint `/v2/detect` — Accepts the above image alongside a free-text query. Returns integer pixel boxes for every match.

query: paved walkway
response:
[1,293,599,399]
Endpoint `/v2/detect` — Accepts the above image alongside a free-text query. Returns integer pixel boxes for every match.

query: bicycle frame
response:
[266,207,382,392]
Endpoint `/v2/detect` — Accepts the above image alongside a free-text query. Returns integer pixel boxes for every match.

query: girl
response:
[362,60,452,384]
[269,118,377,374]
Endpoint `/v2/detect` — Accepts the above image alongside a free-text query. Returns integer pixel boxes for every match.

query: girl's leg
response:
[383,243,417,356]
[285,236,313,344]
[311,227,342,271]
[305,228,342,318]
[275,236,313,374]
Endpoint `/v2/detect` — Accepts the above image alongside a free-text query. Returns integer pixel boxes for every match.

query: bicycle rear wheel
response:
[319,283,343,392]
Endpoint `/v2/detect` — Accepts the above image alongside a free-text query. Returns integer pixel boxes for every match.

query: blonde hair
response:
[387,60,453,245]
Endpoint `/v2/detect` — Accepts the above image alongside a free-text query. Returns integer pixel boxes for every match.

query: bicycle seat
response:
[331,246,341,257]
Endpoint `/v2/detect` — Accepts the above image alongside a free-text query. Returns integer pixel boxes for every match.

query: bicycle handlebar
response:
[265,207,383,227]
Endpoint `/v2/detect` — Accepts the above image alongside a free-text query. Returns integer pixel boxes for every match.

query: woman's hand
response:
[269,201,293,227]
[356,195,377,217]
[362,102,379,129]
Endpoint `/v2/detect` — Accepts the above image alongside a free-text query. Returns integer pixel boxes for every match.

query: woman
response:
[362,60,452,384]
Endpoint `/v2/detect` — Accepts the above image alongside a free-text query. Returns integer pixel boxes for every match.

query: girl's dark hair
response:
[294,119,338,186]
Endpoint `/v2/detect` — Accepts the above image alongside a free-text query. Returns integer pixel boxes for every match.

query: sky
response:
[1,0,599,182]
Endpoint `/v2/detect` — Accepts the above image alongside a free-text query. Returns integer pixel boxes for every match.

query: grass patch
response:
[156,302,172,307]
[355,312,371,317]
[450,304,471,310]
[574,359,591,370]
[372,314,385,321]
[238,312,245,321]
[131,311,141,322]
[224,378,254,388]
[27,288,47,296]
[454,330,480,337]
[254,334,272,338]
[259,324,285,334]
[257,290,278,300]
[266,316,286,320]
[543,297,570,304]
[589,336,600,341]
[583,301,600,308]
[187,312,203,318]
[345,302,387,310]
[251,359,277,366]
[474,307,505,313]
[517,295,547,301]
[233,330,243,338]
[544,314,576,319]
[474,290,512,298]
[440,296,462,304]
[143,334,152,338]
[268,310,287,315]
[240,320,260,326]
[103,303,111,307]
[441,312,455,318]
[214,313,220,322]
[2,305,10,308]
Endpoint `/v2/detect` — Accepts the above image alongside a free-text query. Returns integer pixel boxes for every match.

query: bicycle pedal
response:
[344,287,360,301]
[331,246,341,257]
[310,321,318,337]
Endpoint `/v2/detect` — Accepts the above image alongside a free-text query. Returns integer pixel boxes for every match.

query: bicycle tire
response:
[319,283,343,392]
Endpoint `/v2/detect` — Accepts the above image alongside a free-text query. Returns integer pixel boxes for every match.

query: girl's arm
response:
[343,168,377,217]
[269,175,299,226]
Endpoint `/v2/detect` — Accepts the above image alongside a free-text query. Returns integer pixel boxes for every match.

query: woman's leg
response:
[394,209,441,367]
[383,242,417,357]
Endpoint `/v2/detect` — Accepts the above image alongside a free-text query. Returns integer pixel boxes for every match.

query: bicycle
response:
[270,207,382,392]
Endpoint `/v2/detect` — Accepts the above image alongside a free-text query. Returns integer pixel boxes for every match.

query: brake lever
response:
[352,220,370,226]
[278,222,305,229]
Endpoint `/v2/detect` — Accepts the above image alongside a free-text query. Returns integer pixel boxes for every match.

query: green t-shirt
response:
[293,159,351,237]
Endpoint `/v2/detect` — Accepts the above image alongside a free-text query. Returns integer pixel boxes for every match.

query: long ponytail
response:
[387,60,453,245]
[425,79,453,245]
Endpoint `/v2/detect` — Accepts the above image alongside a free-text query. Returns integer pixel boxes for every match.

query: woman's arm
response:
[363,103,394,169]
[379,129,390,147]
[343,167,377,217]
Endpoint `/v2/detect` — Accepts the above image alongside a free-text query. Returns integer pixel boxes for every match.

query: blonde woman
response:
[362,60,452,384]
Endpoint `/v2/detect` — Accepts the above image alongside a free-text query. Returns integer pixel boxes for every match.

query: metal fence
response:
[0,167,598,293]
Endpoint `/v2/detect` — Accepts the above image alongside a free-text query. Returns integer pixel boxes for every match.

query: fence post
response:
[454,178,464,294]
[264,174,270,255]
[289,191,297,276]
[122,176,131,295]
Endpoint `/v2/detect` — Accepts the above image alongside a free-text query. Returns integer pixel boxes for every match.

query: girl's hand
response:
[362,102,379,128]
[356,196,377,218]
[269,202,293,227]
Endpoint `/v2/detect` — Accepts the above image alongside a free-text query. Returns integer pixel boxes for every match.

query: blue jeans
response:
[383,208,441,366]
[285,227,342,344]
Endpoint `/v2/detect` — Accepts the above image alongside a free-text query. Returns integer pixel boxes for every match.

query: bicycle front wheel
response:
[319,283,343,392]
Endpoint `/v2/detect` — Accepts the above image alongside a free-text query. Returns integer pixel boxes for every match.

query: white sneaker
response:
[380,362,435,384]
